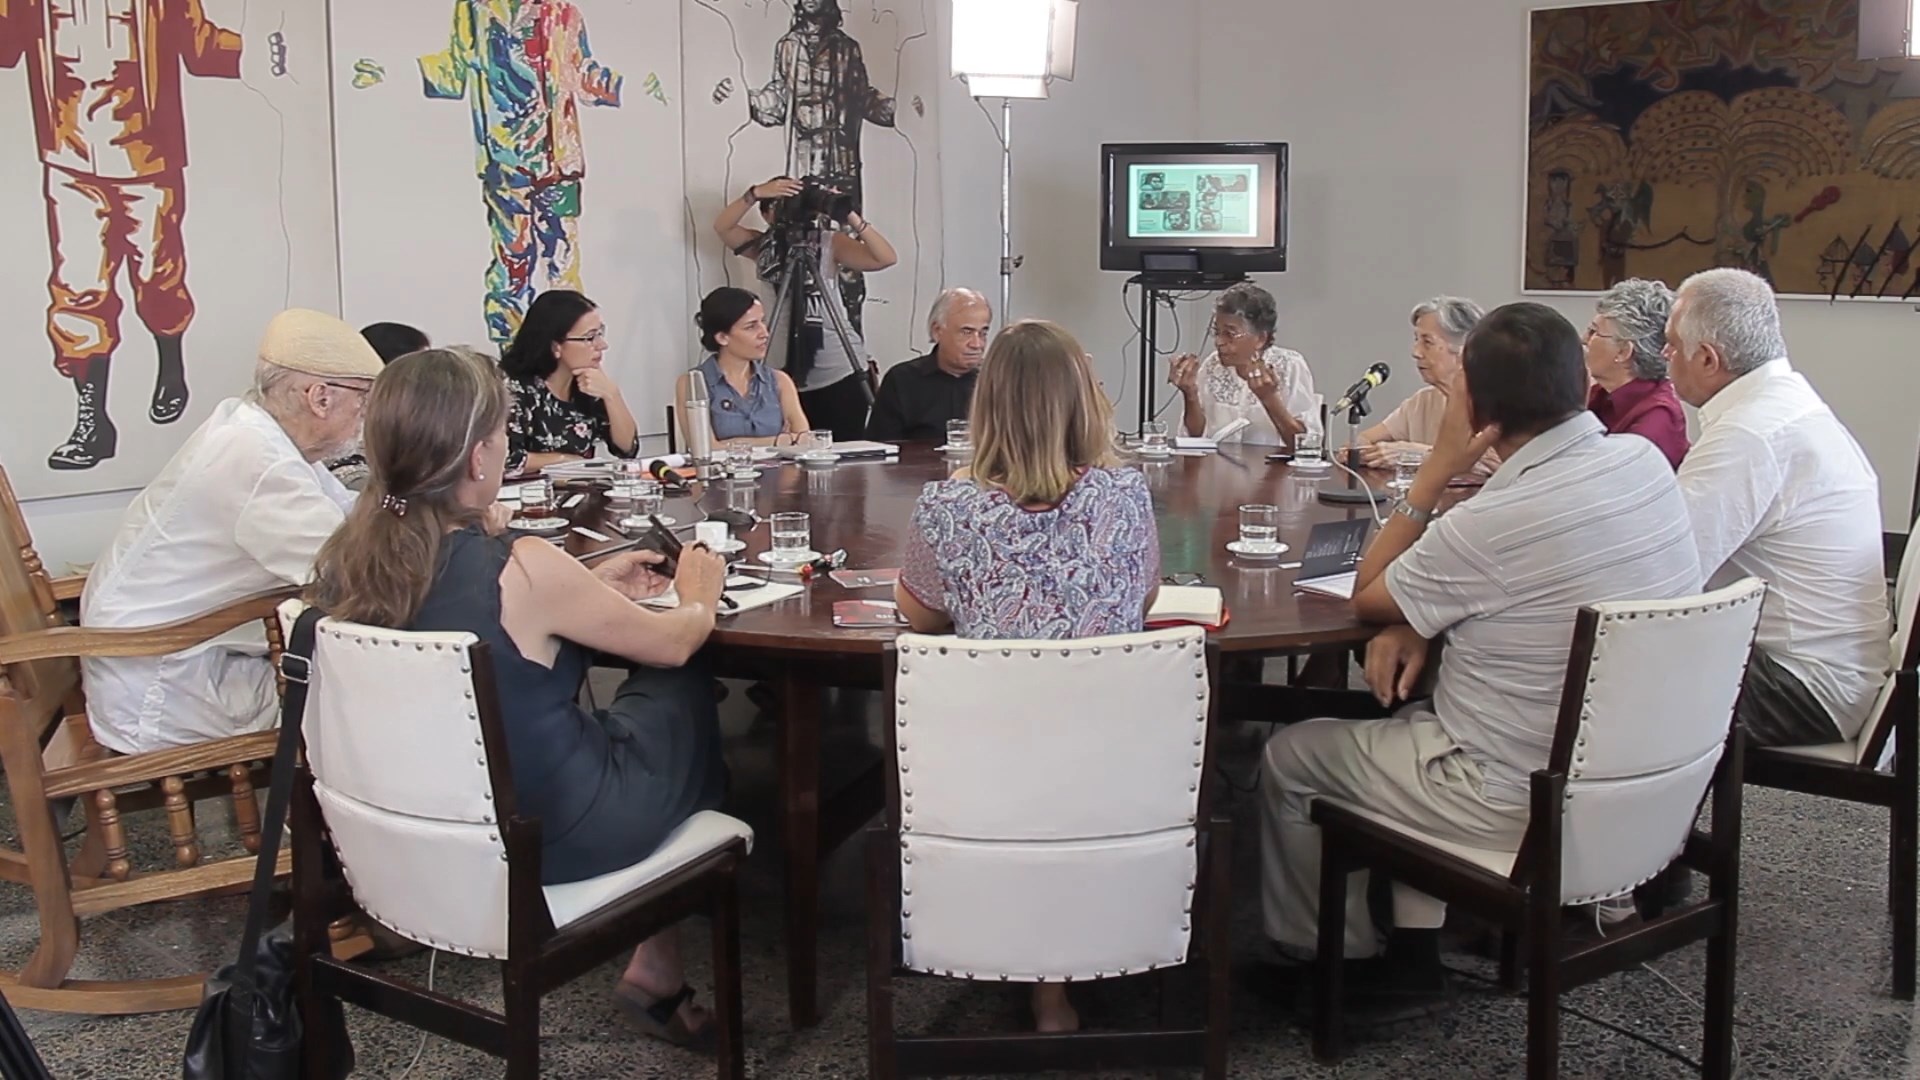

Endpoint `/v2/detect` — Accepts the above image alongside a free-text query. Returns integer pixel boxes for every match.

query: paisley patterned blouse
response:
[505,374,639,473]
[900,467,1161,640]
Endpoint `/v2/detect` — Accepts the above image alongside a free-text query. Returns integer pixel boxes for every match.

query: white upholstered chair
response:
[1310,578,1767,1080]
[276,601,753,1080]
[1747,517,1920,998]
[866,626,1231,1079]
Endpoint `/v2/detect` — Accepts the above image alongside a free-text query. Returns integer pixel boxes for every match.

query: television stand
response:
[1127,271,1250,434]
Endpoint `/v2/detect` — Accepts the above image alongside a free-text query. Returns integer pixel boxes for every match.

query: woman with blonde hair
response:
[308,347,733,1049]
[893,320,1161,1032]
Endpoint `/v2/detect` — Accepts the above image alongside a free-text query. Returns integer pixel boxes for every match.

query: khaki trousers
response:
[1260,712,1529,958]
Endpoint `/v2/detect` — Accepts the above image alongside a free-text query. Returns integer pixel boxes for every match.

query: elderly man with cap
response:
[80,309,383,755]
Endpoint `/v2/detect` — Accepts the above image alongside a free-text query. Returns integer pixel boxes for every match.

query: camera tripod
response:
[761,224,874,410]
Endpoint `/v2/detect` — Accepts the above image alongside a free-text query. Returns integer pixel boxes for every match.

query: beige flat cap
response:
[257,308,384,380]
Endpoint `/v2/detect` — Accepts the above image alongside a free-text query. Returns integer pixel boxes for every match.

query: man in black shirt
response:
[866,287,992,441]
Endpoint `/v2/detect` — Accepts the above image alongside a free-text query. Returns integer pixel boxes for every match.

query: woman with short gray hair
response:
[1166,282,1319,450]
[1583,278,1689,468]
[1357,296,1499,475]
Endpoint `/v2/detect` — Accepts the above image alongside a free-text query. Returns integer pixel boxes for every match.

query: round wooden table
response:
[555,443,1393,1026]
[565,443,1386,655]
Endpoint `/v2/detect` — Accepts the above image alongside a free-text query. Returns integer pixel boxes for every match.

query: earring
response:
[477,472,486,481]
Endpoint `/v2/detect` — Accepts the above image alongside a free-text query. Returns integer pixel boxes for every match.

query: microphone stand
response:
[1317,397,1390,506]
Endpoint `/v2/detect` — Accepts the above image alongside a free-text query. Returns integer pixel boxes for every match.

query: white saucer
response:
[509,516,568,534]
[1136,446,1174,460]
[798,452,840,468]
[757,549,822,568]
[617,514,676,529]
[1290,458,1332,471]
[935,444,972,455]
[1226,540,1290,558]
[725,468,762,482]
[705,537,747,554]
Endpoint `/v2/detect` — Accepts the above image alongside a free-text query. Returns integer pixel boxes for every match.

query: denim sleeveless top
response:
[698,355,784,440]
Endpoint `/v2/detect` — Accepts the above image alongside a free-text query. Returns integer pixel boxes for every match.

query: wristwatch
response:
[1393,501,1434,526]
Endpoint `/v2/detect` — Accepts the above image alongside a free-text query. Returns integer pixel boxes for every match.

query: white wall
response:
[939,0,1920,528]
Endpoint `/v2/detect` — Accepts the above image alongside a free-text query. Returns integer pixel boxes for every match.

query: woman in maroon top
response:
[1582,278,1690,468]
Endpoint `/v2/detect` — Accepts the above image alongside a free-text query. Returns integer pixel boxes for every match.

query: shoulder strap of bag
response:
[232,606,325,992]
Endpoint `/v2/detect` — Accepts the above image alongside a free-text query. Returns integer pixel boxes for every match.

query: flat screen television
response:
[1100,141,1288,277]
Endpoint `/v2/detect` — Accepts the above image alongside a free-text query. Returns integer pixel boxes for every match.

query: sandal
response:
[613,980,717,1052]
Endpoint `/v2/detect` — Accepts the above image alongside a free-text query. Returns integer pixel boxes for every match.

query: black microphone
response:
[1332,363,1391,413]
[649,459,691,490]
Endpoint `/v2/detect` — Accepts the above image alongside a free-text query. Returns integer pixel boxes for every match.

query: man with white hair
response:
[1667,267,1891,747]
[80,309,382,754]
[865,287,991,442]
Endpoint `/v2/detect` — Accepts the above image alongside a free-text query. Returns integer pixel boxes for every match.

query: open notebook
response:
[639,577,803,615]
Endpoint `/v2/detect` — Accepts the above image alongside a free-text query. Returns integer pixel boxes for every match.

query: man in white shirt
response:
[1667,268,1892,747]
[80,309,382,754]
[1257,303,1700,1007]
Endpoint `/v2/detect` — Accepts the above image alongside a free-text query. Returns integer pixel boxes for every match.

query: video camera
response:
[772,175,856,229]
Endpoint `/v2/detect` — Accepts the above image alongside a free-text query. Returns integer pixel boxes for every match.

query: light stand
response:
[952,0,1078,318]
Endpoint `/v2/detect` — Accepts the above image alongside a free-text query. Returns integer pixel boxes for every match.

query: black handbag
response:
[182,607,353,1080]
[0,986,54,1080]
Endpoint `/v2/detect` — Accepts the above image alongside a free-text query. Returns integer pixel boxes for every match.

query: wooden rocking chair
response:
[0,466,298,1013]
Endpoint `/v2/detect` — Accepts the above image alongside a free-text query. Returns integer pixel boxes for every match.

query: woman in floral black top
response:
[501,290,641,473]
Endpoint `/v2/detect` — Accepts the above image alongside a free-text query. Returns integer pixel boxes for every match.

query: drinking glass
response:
[1391,448,1426,494]
[946,419,971,453]
[521,477,553,516]
[771,512,811,557]
[1238,504,1280,552]
[1294,396,1326,465]
[803,429,833,453]
[1140,420,1170,455]
[611,460,647,503]
[632,479,663,519]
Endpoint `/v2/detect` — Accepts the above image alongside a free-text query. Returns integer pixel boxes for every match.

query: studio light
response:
[952,0,1078,316]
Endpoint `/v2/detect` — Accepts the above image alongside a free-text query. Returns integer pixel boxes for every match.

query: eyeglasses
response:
[318,381,371,396]
[1583,327,1625,344]
[1211,322,1254,343]
[563,328,608,344]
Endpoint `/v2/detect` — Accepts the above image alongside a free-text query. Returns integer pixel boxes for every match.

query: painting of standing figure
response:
[749,0,894,333]
[421,0,623,344]
[1,0,242,470]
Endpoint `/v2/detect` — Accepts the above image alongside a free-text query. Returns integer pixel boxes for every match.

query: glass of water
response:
[611,460,646,504]
[802,429,833,453]
[632,478,663,518]
[1391,447,1427,494]
[1238,504,1280,552]
[521,477,553,516]
[770,511,811,558]
[946,419,971,453]
[1140,420,1170,455]
[1295,396,1326,466]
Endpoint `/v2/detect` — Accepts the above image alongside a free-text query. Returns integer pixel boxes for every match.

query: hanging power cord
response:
[393,948,440,1079]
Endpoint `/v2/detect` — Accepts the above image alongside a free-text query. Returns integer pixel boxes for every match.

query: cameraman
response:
[714,175,898,439]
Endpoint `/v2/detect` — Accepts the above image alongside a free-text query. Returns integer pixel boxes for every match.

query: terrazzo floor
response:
[4,676,1915,1079]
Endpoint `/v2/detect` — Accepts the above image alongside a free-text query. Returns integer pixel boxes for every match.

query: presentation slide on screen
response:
[1127,164,1259,238]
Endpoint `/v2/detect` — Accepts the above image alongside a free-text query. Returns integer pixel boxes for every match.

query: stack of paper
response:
[1147,585,1226,628]
[1295,572,1357,600]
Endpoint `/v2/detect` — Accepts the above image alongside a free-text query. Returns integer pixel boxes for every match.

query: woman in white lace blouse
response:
[1167,283,1318,450]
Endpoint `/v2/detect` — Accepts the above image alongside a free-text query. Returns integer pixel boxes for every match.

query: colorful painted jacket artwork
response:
[0,0,242,178]
[420,0,622,187]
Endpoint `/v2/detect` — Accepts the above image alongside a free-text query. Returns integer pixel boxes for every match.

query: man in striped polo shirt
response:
[1257,302,1703,1008]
